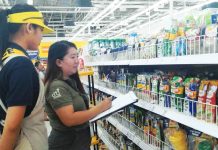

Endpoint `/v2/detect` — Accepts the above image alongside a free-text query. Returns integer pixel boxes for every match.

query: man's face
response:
[38,63,44,71]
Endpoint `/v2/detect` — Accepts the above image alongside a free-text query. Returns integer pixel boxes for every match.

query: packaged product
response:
[156,32,165,58]
[126,73,137,88]
[162,29,172,56]
[171,76,185,112]
[164,127,188,150]
[185,28,201,55]
[205,80,218,123]
[184,15,201,55]
[204,24,218,54]
[159,77,171,107]
[129,106,136,123]
[151,118,163,147]
[135,109,144,129]
[149,38,158,59]
[137,75,146,89]
[144,116,151,135]
[175,37,186,56]
[178,25,185,37]
[183,77,200,116]
[186,128,213,150]
[144,39,151,59]
[151,75,160,104]
[144,75,152,100]
[196,80,210,120]
[136,74,147,100]
[124,107,130,120]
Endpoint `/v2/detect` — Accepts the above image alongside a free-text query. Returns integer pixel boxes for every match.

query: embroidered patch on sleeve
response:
[52,88,62,99]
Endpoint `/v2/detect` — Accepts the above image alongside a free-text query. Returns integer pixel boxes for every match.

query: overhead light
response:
[73,0,92,7]
[154,7,159,11]
[95,0,126,24]
[70,0,120,40]
[146,11,150,16]
[114,0,214,37]
[97,0,169,37]
[27,0,33,5]
[120,7,127,12]
[15,0,30,4]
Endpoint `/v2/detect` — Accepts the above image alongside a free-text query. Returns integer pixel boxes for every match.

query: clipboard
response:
[90,91,138,123]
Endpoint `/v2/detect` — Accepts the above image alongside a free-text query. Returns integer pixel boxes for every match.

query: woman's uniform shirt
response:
[0,43,39,132]
[45,78,89,131]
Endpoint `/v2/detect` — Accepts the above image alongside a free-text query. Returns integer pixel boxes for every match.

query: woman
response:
[0,4,53,150]
[45,41,112,150]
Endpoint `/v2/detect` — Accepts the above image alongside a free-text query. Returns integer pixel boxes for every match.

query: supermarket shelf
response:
[85,53,218,66]
[82,80,123,97]
[129,54,218,65]
[97,125,119,150]
[107,114,171,150]
[82,80,218,138]
[85,60,130,66]
[135,100,218,139]
[85,36,218,66]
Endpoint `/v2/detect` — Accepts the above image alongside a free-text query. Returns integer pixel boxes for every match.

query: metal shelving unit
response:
[82,79,218,139]
[97,125,119,150]
[85,36,218,66]
[107,114,172,150]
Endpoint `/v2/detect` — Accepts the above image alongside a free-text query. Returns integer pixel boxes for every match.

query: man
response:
[35,61,45,81]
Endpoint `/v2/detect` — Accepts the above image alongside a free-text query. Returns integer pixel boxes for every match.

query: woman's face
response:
[58,47,79,78]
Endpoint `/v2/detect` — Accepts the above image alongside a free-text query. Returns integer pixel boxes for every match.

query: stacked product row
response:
[86,3,218,62]
[95,91,141,150]
[93,89,218,150]
[121,106,218,150]
[99,120,142,150]
[130,3,218,59]
[98,67,218,125]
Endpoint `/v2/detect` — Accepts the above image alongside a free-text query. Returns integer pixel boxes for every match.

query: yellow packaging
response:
[165,128,188,150]
[169,33,177,41]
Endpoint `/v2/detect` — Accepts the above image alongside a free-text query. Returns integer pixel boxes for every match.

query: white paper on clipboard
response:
[90,91,138,123]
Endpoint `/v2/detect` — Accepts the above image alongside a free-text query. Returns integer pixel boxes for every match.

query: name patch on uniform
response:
[52,88,61,99]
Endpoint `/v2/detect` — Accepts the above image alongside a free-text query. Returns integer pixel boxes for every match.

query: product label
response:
[198,90,206,98]
[187,90,197,100]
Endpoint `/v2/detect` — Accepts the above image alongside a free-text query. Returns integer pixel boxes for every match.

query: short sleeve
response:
[6,57,36,107]
[47,83,73,110]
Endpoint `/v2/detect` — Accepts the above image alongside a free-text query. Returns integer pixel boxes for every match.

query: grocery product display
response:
[94,66,218,121]
[79,3,218,150]
[84,3,218,64]
[3,1,218,150]
[89,89,218,150]
[81,63,218,149]
[88,39,128,56]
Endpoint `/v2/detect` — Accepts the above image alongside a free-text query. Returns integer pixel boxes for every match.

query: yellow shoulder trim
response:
[2,48,27,61]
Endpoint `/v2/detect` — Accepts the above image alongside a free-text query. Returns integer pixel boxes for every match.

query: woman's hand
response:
[98,97,112,112]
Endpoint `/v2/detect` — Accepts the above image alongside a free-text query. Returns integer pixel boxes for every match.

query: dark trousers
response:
[48,127,91,150]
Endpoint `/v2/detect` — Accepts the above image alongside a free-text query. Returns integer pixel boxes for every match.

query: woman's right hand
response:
[98,97,112,112]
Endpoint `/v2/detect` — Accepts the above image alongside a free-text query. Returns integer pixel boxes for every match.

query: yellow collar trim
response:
[2,48,26,61]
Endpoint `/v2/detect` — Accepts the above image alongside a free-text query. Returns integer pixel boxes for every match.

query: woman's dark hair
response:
[0,4,39,65]
[45,40,85,94]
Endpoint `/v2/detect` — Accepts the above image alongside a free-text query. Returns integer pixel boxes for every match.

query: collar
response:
[8,43,30,58]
